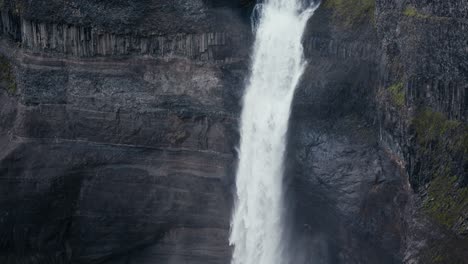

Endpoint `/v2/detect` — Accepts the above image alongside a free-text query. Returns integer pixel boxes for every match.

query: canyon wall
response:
[0,0,466,263]
[0,1,250,263]
[375,1,468,262]
[289,0,467,263]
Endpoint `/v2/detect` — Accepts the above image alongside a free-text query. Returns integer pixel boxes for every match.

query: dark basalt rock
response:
[0,0,466,263]
[0,1,249,263]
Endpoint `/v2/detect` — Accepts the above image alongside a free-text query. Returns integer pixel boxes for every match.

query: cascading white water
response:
[229,1,319,264]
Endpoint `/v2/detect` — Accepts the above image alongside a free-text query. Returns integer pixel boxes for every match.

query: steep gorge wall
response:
[374,1,468,261]
[287,1,405,263]
[0,0,466,263]
[0,1,251,263]
[294,0,467,263]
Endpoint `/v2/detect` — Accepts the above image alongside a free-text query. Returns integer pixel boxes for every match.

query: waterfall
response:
[229,1,319,264]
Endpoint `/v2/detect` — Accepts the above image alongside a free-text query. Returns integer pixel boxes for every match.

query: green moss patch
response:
[0,55,16,94]
[420,238,468,264]
[388,82,405,107]
[413,110,464,147]
[324,0,375,28]
[403,6,445,20]
[424,175,468,230]
[413,109,468,231]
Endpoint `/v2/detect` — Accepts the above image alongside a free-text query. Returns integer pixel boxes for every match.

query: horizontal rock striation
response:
[0,46,245,263]
[0,0,466,263]
[0,1,250,263]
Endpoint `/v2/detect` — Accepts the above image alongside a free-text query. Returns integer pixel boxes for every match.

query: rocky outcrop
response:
[284,3,406,263]
[0,0,466,263]
[0,10,247,60]
[285,0,467,263]
[0,1,250,263]
[374,1,468,261]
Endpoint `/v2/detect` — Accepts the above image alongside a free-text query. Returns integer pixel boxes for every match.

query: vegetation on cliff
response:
[412,109,467,233]
[0,55,16,94]
[388,82,405,107]
[403,5,451,21]
[324,0,375,28]
[403,6,430,19]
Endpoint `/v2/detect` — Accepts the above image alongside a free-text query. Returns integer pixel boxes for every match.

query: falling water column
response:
[229,1,318,264]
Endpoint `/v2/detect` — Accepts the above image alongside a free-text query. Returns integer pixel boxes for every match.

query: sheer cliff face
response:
[0,1,250,263]
[375,1,468,262]
[290,0,467,263]
[0,0,466,264]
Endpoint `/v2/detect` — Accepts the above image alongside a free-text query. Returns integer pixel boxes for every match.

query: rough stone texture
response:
[286,115,407,263]
[373,0,468,261]
[0,1,249,263]
[286,0,467,263]
[283,5,407,262]
[0,0,467,263]
[0,9,248,59]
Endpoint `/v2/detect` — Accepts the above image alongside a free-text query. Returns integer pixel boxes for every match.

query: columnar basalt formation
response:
[0,11,246,61]
[293,0,467,263]
[0,0,466,263]
[0,1,250,263]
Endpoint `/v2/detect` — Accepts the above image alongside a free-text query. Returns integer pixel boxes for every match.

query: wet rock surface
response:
[286,0,467,262]
[287,115,407,264]
[0,0,466,263]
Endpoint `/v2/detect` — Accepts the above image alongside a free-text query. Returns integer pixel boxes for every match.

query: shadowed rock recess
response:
[0,0,466,263]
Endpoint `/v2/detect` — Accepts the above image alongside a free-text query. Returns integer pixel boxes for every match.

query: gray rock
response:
[0,0,466,263]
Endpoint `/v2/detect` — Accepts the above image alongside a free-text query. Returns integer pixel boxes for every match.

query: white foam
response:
[229,1,318,264]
